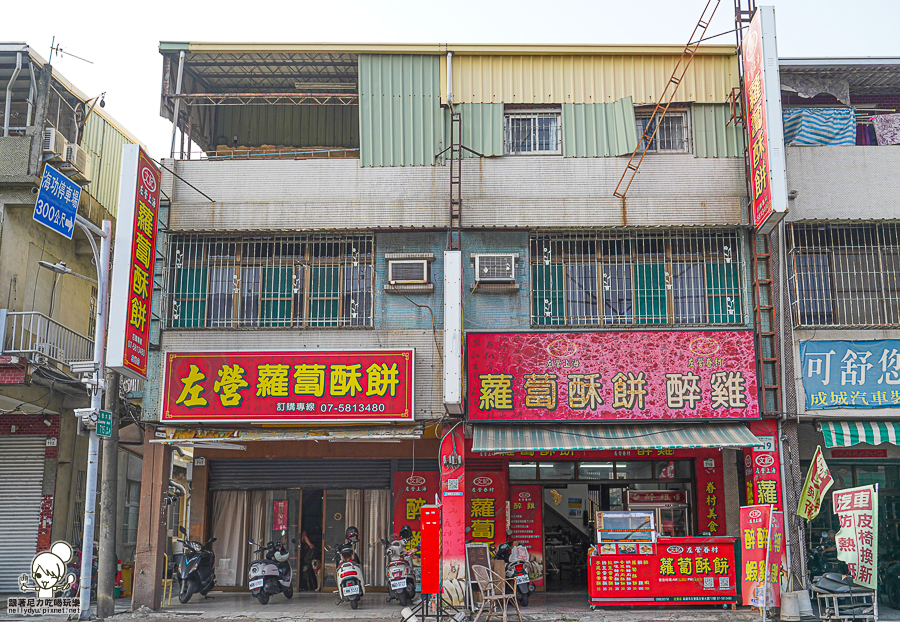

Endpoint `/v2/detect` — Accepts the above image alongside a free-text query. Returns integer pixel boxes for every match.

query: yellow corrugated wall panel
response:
[444,54,738,105]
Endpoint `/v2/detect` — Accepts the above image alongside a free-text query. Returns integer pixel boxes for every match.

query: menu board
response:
[510,485,544,588]
[589,537,737,605]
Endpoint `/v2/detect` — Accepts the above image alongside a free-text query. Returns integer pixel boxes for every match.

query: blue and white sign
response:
[33,164,81,240]
[800,340,900,410]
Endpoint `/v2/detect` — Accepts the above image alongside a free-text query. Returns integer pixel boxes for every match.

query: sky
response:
[4,0,898,159]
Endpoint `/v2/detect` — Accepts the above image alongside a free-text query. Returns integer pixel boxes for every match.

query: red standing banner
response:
[467,331,759,421]
[273,500,288,532]
[509,485,544,588]
[466,471,508,550]
[161,349,414,423]
[746,420,782,509]
[108,146,160,379]
[392,471,440,549]
[740,505,781,607]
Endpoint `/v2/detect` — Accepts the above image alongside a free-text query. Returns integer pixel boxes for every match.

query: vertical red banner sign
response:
[740,505,780,607]
[694,453,726,535]
[108,146,160,379]
[272,500,287,532]
[746,420,782,510]
[743,11,773,229]
[393,471,441,549]
[466,471,509,550]
[440,425,466,606]
[509,485,544,588]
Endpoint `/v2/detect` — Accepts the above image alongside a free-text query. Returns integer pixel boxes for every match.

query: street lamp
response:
[58,215,111,620]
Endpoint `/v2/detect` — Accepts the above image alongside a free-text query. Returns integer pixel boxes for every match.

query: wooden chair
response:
[471,564,522,622]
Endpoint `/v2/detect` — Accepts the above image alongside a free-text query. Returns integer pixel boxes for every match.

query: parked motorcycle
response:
[248,532,296,605]
[330,526,365,610]
[381,525,417,606]
[807,531,846,579]
[176,526,217,603]
[878,546,900,608]
[492,532,535,607]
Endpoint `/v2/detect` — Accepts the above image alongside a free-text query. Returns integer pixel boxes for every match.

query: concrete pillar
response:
[131,439,171,610]
[188,455,208,541]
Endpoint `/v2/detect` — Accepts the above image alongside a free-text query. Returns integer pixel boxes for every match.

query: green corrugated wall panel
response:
[562,98,638,157]
[214,105,358,149]
[691,103,744,158]
[444,104,504,158]
[359,54,443,167]
[81,114,134,217]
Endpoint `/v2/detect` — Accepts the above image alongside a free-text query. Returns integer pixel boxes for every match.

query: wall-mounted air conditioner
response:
[388,259,429,285]
[474,253,517,283]
[65,143,91,182]
[42,127,67,161]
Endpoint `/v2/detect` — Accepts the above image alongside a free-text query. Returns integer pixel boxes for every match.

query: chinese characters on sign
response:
[745,420,782,510]
[739,505,782,608]
[801,340,900,410]
[467,331,759,421]
[833,485,878,589]
[695,456,725,535]
[466,472,508,549]
[510,485,544,587]
[162,350,414,422]
[273,500,287,532]
[33,164,81,239]
[392,471,440,555]
[108,146,161,379]
[797,447,834,521]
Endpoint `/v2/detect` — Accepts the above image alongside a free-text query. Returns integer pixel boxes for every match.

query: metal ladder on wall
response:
[449,108,462,251]
[613,0,723,199]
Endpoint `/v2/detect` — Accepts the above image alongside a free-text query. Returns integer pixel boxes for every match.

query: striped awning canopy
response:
[472,423,762,453]
[821,421,900,448]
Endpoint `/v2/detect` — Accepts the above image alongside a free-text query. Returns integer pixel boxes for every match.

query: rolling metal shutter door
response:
[0,436,46,592]
[208,459,392,490]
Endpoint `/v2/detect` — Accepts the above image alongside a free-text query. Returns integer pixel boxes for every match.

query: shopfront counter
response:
[588,537,737,607]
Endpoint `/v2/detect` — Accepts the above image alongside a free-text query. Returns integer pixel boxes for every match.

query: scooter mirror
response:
[179,526,187,536]
[281,529,286,536]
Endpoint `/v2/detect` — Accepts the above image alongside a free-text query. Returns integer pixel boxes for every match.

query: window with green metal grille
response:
[788,223,900,327]
[166,234,373,329]
[530,230,746,326]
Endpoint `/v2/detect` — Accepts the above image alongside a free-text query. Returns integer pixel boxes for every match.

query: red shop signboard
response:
[467,331,759,421]
[510,485,544,588]
[392,471,441,549]
[589,537,737,605]
[162,349,414,423]
[745,420,782,509]
[466,471,508,549]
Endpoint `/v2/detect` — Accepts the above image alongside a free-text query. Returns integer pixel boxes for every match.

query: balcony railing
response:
[0,310,93,369]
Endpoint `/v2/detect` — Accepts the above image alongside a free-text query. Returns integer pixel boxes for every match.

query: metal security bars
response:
[530,230,746,327]
[165,234,374,329]
[635,110,690,153]
[788,223,900,327]
[504,109,562,154]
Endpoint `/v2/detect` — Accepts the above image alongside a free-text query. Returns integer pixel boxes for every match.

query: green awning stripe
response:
[821,421,900,448]
[472,423,763,453]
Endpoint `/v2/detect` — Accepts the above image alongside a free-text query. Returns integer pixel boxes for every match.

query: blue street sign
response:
[33,164,81,239]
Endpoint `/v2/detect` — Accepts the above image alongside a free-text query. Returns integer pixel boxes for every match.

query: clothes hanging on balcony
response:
[782,108,856,146]
[872,113,900,145]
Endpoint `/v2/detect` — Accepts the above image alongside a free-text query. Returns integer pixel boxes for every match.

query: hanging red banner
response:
[466,471,508,550]
[392,471,440,549]
[745,420,782,509]
[272,500,288,532]
[509,485,544,588]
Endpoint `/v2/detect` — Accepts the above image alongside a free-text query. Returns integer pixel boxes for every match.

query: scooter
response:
[493,533,535,607]
[381,525,417,606]
[176,526,217,603]
[331,526,365,610]
[248,533,295,605]
[61,543,97,600]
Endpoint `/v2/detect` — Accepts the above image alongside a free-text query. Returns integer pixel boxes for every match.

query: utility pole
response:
[96,369,120,619]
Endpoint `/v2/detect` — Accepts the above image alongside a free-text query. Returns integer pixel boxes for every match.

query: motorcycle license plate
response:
[342,584,360,596]
[391,579,407,591]
[515,574,530,585]
[248,579,264,590]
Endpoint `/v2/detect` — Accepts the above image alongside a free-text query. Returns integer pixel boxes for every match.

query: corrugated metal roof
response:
[562,98,638,157]
[442,53,738,105]
[358,54,443,167]
[691,103,745,158]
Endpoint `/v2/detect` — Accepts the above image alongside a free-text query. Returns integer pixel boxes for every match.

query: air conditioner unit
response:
[42,127,68,161]
[474,253,517,283]
[388,259,429,284]
[65,143,92,182]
